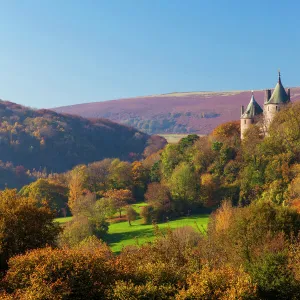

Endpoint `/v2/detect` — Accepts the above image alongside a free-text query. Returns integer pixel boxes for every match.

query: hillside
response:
[0,100,166,188]
[53,88,300,134]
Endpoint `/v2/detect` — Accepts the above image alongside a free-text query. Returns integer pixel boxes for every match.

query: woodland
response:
[0,100,166,189]
[1,102,300,299]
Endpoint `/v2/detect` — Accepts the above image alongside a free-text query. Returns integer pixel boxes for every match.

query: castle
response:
[240,72,290,139]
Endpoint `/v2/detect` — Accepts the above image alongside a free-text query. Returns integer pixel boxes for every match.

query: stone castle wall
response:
[263,103,284,129]
[240,118,253,139]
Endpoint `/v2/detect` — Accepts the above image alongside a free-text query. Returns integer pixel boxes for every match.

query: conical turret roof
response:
[266,72,290,104]
[241,93,263,119]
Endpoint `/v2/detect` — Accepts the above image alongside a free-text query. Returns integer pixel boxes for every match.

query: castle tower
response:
[240,92,263,139]
[264,71,290,131]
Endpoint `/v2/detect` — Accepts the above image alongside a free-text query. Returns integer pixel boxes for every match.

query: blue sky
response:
[0,0,299,108]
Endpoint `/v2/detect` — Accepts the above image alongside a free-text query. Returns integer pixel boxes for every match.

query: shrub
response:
[140,205,153,224]
[177,265,257,299]
[108,280,177,300]
[2,241,115,299]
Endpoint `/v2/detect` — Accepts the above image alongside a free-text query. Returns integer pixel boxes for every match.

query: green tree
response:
[19,178,68,216]
[169,162,199,211]
[161,144,182,179]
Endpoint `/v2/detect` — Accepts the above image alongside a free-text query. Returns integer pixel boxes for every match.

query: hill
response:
[53,88,300,134]
[0,100,166,188]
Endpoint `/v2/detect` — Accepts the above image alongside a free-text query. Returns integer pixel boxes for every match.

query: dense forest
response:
[1,102,300,299]
[0,100,166,189]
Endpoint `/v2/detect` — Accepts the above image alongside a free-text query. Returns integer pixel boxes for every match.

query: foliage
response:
[19,178,68,216]
[59,193,109,247]
[2,241,115,299]
[177,265,257,299]
[169,162,199,211]
[108,281,177,300]
[0,100,166,188]
[126,206,138,226]
[0,189,61,269]
[104,189,133,218]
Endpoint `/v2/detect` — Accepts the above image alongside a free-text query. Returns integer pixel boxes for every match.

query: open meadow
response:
[56,202,209,253]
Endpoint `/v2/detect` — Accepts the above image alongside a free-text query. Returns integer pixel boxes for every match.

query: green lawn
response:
[55,216,72,223]
[55,202,210,253]
[105,213,209,253]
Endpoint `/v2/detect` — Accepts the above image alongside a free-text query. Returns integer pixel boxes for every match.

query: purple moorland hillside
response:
[53,88,300,135]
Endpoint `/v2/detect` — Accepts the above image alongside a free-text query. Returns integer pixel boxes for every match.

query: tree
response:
[108,159,133,190]
[19,178,68,216]
[126,206,138,226]
[2,241,115,299]
[161,144,182,179]
[104,189,133,218]
[60,193,109,247]
[169,162,199,211]
[211,120,240,146]
[145,182,171,212]
[0,189,61,269]
[68,165,88,212]
[87,159,112,192]
[131,161,149,200]
[200,173,217,206]
[178,134,200,152]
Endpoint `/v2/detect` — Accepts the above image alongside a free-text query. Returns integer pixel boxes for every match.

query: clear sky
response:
[0,0,300,108]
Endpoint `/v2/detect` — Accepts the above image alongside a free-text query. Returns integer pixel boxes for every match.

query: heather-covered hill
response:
[0,100,166,188]
[53,88,300,134]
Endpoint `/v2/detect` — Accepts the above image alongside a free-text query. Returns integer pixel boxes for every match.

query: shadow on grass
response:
[103,227,154,249]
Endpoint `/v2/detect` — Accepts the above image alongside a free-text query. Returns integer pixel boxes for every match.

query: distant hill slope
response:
[0,100,166,188]
[53,88,300,134]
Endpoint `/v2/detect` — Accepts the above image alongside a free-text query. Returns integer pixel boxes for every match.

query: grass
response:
[55,202,210,253]
[159,134,203,144]
[105,213,209,253]
[55,216,72,223]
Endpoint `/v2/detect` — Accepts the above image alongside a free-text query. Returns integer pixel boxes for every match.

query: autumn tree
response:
[145,182,171,211]
[0,189,61,269]
[131,161,149,200]
[68,165,88,212]
[59,193,109,247]
[104,189,133,218]
[211,120,240,147]
[86,159,112,193]
[126,206,138,226]
[2,240,115,298]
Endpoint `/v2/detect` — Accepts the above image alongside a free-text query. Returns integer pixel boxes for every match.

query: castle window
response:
[268,106,269,111]
[276,105,278,111]
[244,120,246,124]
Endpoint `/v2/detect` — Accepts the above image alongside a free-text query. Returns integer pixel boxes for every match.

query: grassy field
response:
[105,213,209,253]
[159,134,203,144]
[55,202,210,253]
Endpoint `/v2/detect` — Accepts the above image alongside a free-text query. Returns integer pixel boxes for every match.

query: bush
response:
[2,241,115,299]
[177,265,257,299]
[248,251,300,299]
[108,280,177,300]
[140,205,153,224]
